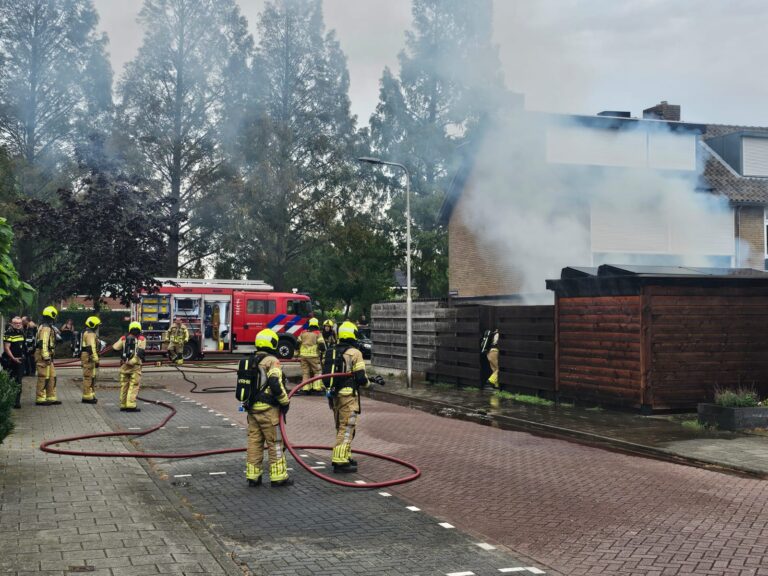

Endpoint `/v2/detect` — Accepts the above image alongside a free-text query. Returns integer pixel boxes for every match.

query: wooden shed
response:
[546,265,768,411]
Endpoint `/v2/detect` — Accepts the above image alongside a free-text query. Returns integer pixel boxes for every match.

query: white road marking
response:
[182,400,195,403]
[378,492,391,497]
[173,474,191,478]
[310,466,325,470]
[215,413,223,416]
[314,461,325,465]
[299,454,309,457]
[354,480,367,484]
[177,426,189,429]
[209,472,226,476]
[524,569,545,575]
[406,506,420,512]
[128,427,141,430]
[476,543,496,551]
[498,569,526,573]
[446,572,475,576]
[222,418,230,421]
[439,522,454,529]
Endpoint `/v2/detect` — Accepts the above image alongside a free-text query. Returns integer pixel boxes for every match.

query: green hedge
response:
[57,310,130,351]
[0,370,16,443]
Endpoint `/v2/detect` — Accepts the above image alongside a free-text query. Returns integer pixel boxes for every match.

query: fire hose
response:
[39,372,421,488]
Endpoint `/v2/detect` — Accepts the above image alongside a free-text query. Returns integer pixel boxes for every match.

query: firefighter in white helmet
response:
[165,317,189,365]
[35,306,61,405]
[298,317,325,393]
[243,328,292,487]
[80,316,101,404]
[323,320,384,473]
[111,321,146,412]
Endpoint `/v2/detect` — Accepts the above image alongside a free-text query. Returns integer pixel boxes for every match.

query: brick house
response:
[440,102,768,298]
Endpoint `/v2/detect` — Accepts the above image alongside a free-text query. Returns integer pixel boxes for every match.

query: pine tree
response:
[369,0,509,297]
[232,0,359,290]
[117,0,253,276]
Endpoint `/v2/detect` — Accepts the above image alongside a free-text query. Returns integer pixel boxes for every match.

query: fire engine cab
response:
[132,278,313,360]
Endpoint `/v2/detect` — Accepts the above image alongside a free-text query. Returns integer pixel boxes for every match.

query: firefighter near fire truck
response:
[298,317,326,393]
[238,328,293,488]
[80,316,101,404]
[322,321,385,473]
[165,317,189,365]
[111,321,146,412]
[35,306,61,406]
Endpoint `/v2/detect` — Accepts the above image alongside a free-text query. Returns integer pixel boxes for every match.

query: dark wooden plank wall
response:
[370,301,439,372]
[426,306,483,385]
[496,305,555,393]
[557,295,643,408]
[647,286,768,409]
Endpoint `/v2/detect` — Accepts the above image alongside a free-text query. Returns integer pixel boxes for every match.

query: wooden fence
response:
[372,300,555,394]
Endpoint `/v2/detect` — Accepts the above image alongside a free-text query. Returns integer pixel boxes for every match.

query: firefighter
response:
[325,320,374,473]
[165,317,189,365]
[35,306,61,406]
[111,321,146,412]
[3,316,26,408]
[482,328,500,390]
[320,319,337,359]
[298,317,325,393]
[80,316,101,404]
[245,328,292,488]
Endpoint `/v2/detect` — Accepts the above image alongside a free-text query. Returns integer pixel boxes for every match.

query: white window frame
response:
[764,208,768,258]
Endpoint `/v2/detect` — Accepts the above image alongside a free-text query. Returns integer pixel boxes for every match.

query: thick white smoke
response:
[457,110,738,297]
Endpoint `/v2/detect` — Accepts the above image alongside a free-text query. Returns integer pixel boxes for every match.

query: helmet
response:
[308,318,319,329]
[42,306,58,320]
[128,321,142,333]
[255,328,279,352]
[323,319,334,328]
[85,316,101,329]
[338,321,359,342]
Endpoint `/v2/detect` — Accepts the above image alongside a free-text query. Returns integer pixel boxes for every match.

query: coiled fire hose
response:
[39,368,421,488]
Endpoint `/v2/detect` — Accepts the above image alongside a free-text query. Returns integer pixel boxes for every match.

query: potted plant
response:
[697,385,768,431]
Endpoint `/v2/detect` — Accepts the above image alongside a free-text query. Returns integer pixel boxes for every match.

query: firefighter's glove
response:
[279,404,289,422]
[369,375,386,386]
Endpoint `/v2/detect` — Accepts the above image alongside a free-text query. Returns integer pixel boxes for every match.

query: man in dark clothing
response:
[4,316,26,408]
[22,317,36,376]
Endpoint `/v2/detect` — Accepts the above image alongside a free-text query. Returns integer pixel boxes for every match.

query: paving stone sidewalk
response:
[0,375,243,576]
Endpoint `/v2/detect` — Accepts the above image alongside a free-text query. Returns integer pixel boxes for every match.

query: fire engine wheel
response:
[277,339,295,360]
[182,342,198,361]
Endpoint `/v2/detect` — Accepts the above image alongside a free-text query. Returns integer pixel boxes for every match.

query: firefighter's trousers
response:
[119,363,142,409]
[300,356,323,391]
[168,342,184,364]
[246,407,288,482]
[487,348,499,389]
[34,350,57,404]
[81,353,97,400]
[332,394,359,465]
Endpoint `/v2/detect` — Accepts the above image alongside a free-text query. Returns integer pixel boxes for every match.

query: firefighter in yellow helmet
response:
[482,328,500,391]
[165,317,189,365]
[298,317,326,393]
[321,319,337,352]
[323,320,383,473]
[244,328,292,487]
[35,306,61,405]
[111,321,146,412]
[80,316,101,404]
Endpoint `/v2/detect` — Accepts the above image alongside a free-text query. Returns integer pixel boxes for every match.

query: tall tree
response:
[369,0,509,297]
[0,216,34,315]
[118,0,253,276]
[231,0,359,290]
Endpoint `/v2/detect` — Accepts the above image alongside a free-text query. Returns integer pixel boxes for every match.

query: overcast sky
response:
[92,0,768,127]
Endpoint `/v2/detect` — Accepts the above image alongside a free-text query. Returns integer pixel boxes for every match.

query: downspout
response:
[734,205,741,267]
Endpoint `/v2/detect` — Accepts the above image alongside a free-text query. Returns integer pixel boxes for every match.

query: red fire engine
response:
[132,278,313,360]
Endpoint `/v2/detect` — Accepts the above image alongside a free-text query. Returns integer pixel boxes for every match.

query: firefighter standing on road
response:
[320,319,336,362]
[298,318,325,393]
[111,321,146,412]
[245,328,292,488]
[80,316,101,404]
[35,306,61,406]
[4,316,26,408]
[165,317,189,365]
[325,321,375,473]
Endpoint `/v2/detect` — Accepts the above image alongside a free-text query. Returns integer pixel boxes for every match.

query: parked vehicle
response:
[132,278,313,360]
[358,327,372,360]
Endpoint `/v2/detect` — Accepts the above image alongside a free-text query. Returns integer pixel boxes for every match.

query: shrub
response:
[0,370,16,443]
[714,385,760,408]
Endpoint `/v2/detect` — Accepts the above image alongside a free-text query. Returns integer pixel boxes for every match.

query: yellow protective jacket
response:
[81,329,100,362]
[298,329,325,358]
[338,346,369,396]
[167,324,189,344]
[36,324,56,360]
[250,354,290,412]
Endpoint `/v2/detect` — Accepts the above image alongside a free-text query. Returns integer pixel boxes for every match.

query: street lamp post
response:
[357,156,412,389]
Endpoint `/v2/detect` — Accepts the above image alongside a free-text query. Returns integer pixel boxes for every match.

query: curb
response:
[364,388,768,480]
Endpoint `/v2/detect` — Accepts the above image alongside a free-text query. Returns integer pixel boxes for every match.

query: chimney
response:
[643,101,681,121]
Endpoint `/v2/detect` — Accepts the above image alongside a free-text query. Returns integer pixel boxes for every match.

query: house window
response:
[246,299,276,314]
[765,208,768,258]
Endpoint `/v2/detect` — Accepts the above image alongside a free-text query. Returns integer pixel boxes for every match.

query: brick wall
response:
[448,181,523,297]
[736,206,766,269]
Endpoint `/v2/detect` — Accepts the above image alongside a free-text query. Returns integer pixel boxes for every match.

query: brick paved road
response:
[154,365,768,576]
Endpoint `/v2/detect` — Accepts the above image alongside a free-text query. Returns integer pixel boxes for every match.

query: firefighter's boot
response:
[271,478,294,488]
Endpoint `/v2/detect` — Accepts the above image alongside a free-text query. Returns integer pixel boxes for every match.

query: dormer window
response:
[743,136,768,177]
